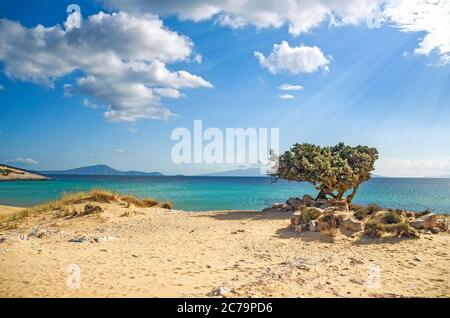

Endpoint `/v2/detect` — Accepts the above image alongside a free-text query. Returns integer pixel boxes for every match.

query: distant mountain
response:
[40,164,163,176]
[200,168,267,177]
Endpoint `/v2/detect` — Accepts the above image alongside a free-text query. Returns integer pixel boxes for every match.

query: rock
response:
[302,194,314,207]
[69,236,88,243]
[315,198,333,209]
[342,217,363,232]
[290,211,302,226]
[414,256,422,262]
[286,197,305,210]
[308,220,317,232]
[316,199,328,205]
[28,228,38,237]
[317,221,329,232]
[98,236,115,241]
[207,286,232,297]
[18,234,29,241]
[332,199,349,211]
[293,224,306,233]
[430,227,441,234]
[436,220,448,231]
[90,236,114,243]
[0,236,6,244]
[323,206,341,213]
[28,228,49,239]
[409,213,437,230]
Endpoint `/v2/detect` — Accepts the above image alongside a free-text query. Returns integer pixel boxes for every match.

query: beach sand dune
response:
[0,201,449,298]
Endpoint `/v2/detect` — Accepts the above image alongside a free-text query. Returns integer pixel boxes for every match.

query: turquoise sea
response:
[0,175,449,213]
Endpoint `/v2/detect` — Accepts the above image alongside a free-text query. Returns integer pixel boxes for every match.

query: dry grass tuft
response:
[320,223,337,242]
[121,196,158,208]
[364,212,418,239]
[0,190,163,229]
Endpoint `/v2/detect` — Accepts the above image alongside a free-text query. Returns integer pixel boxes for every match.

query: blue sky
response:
[0,0,449,177]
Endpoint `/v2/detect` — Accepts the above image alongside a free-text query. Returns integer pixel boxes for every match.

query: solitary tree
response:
[270,143,378,205]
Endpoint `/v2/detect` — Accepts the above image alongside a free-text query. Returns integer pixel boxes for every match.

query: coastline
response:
[0,198,449,298]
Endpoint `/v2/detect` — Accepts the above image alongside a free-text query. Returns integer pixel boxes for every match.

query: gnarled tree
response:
[270,143,378,205]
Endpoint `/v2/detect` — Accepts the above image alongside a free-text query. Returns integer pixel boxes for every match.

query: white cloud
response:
[278,83,304,91]
[106,0,385,36]
[255,41,331,74]
[383,0,450,64]
[0,84,5,90]
[106,0,450,65]
[6,157,38,165]
[83,99,98,109]
[0,11,212,122]
[115,149,126,153]
[278,94,294,100]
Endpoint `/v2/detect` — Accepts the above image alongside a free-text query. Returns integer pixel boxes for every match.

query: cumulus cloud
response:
[83,99,98,109]
[278,94,294,100]
[6,157,38,165]
[105,0,385,36]
[0,11,212,122]
[383,0,450,64]
[106,0,449,65]
[255,41,331,74]
[278,83,304,91]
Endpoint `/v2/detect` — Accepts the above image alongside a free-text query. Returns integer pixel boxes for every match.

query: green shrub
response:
[301,208,322,223]
[366,204,383,215]
[160,202,173,210]
[383,212,402,224]
[353,207,368,221]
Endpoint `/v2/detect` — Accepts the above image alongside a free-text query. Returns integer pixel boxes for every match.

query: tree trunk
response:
[336,189,345,200]
[315,188,337,200]
[315,189,327,200]
[346,183,360,205]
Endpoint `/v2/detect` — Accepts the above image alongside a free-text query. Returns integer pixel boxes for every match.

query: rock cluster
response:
[265,194,349,213]
[409,213,448,234]
[289,208,363,234]
[288,200,449,239]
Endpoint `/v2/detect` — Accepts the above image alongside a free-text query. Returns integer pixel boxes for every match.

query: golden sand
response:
[0,201,449,298]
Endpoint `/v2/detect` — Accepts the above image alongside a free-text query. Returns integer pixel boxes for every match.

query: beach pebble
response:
[18,234,29,241]
[207,286,232,297]
[28,228,49,239]
[69,236,89,243]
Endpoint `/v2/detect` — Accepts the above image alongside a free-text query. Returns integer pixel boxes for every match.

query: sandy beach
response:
[0,198,449,298]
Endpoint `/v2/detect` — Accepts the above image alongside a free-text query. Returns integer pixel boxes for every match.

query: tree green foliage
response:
[270,142,378,204]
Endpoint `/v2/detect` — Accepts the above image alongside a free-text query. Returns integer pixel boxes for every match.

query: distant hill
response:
[200,168,267,177]
[0,164,49,181]
[40,164,163,176]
